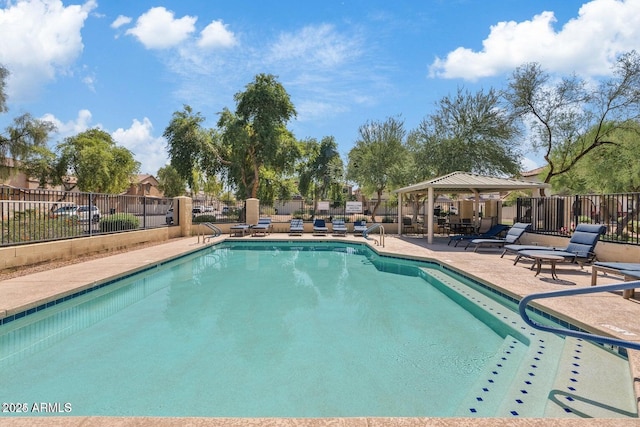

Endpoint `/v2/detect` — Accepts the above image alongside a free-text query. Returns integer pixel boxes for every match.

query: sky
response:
[1,0,640,176]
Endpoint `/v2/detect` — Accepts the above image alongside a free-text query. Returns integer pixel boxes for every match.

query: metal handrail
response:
[518,280,640,351]
[200,222,222,242]
[363,224,385,247]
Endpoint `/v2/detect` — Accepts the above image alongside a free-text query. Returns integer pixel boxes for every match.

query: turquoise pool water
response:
[0,241,634,417]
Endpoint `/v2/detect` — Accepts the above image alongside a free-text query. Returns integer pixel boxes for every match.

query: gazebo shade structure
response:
[394,171,550,243]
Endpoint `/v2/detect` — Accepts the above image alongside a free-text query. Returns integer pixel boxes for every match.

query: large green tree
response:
[55,128,139,193]
[298,136,345,205]
[164,74,300,202]
[157,164,187,197]
[505,50,640,195]
[1,64,56,182]
[347,116,408,221]
[550,123,640,194]
[218,73,298,199]
[411,87,521,178]
[163,105,218,193]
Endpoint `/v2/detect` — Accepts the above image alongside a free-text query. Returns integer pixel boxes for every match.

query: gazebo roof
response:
[394,171,549,194]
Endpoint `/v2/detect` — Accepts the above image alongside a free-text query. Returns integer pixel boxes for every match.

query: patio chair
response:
[289,218,304,235]
[591,261,640,298]
[251,217,272,236]
[332,219,348,236]
[230,223,251,237]
[353,220,367,236]
[313,218,328,235]
[447,223,509,247]
[402,217,415,234]
[504,223,606,266]
[464,223,531,252]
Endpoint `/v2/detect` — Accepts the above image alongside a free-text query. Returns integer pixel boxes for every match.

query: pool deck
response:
[1,233,640,426]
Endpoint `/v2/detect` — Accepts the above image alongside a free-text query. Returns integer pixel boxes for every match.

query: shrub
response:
[193,214,217,223]
[99,213,139,232]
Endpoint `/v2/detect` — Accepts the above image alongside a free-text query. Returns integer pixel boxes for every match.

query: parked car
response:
[204,206,214,212]
[166,208,174,224]
[77,205,101,223]
[50,205,78,219]
[192,206,204,214]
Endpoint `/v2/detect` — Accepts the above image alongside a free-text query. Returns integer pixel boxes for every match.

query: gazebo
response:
[394,171,550,244]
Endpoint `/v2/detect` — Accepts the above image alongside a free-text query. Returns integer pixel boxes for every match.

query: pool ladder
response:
[518,280,640,351]
[362,224,385,247]
[199,222,223,243]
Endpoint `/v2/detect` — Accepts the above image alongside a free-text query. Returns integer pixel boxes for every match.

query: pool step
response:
[543,337,637,418]
[454,335,529,416]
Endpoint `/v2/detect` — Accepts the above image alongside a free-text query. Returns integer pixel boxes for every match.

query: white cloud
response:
[0,0,97,101]
[197,20,237,49]
[41,109,95,137]
[125,7,196,50]
[269,23,361,69]
[111,118,168,175]
[429,0,640,80]
[110,14,131,29]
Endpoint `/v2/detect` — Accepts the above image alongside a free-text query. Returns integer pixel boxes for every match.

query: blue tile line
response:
[0,246,207,326]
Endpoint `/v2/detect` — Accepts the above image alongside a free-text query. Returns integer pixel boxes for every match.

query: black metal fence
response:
[516,193,640,245]
[257,199,399,224]
[1,187,174,247]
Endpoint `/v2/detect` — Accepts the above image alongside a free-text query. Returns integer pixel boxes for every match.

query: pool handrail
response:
[201,222,223,242]
[362,224,385,247]
[518,280,640,351]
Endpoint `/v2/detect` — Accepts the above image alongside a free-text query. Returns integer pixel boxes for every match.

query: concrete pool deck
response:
[1,233,640,426]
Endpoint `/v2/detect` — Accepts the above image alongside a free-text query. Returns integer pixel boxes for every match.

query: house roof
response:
[394,171,550,194]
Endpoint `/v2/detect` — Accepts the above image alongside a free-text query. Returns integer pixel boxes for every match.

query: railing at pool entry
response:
[363,224,385,247]
[198,222,222,243]
[518,280,640,351]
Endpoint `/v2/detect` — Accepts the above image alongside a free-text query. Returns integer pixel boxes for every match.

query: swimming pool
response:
[0,241,636,418]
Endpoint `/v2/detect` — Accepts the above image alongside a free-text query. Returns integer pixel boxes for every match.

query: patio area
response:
[1,233,639,426]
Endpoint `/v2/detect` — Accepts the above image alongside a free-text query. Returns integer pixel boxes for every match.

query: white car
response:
[166,208,174,224]
[77,205,101,223]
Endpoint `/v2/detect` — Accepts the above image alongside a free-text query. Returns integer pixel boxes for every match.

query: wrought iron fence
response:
[1,187,174,247]
[516,193,640,245]
[259,199,398,223]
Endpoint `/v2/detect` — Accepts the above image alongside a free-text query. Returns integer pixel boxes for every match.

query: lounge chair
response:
[464,222,531,252]
[504,223,606,266]
[353,220,367,236]
[289,218,304,235]
[251,217,272,236]
[591,262,640,298]
[448,223,509,247]
[332,219,348,236]
[313,218,328,235]
[230,223,251,237]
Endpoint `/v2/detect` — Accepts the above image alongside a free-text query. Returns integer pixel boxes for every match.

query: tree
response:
[56,128,139,193]
[1,64,56,182]
[165,75,300,202]
[411,87,521,178]
[504,50,640,195]
[298,136,345,205]
[163,105,218,193]
[157,164,187,197]
[347,116,408,221]
[217,73,298,198]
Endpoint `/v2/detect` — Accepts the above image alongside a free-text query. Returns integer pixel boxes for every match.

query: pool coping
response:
[1,234,640,425]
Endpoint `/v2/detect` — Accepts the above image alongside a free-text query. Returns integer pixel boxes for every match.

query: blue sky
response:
[2,0,640,176]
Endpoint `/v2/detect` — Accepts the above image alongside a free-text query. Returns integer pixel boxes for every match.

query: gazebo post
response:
[397,191,402,236]
[427,187,434,244]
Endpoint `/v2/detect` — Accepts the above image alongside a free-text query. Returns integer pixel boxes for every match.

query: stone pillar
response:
[460,200,474,220]
[246,198,259,225]
[175,196,192,237]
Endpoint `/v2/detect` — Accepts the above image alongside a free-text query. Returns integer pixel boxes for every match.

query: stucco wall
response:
[0,227,183,271]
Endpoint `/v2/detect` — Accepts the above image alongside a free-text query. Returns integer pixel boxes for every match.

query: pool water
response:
[0,242,635,417]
